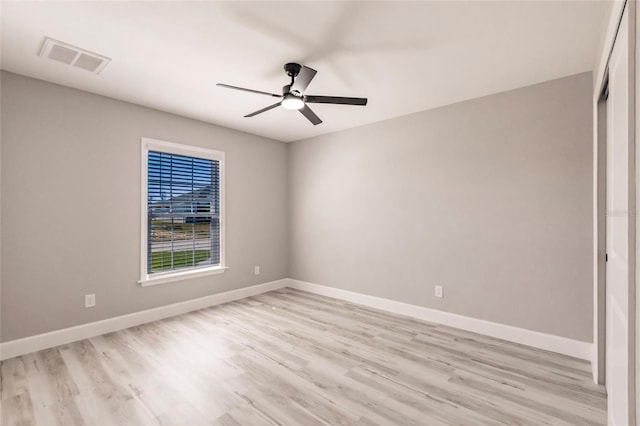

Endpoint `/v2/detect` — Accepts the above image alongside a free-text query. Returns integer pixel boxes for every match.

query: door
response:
[606,6,632,426]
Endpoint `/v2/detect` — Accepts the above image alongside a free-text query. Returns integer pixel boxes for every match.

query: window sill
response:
[139,266,228,287]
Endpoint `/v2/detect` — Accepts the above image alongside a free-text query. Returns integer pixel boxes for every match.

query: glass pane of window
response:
[147,151,220,274]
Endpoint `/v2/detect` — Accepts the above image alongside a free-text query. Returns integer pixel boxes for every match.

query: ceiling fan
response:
[216,63,367,125]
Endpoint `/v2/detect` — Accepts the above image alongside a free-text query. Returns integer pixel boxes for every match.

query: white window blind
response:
[147,151,221,274]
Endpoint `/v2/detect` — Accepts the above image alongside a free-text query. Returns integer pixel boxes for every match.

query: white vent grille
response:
[39,37,110,74]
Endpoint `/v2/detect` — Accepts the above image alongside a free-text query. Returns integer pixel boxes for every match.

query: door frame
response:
[595,90,607,386]
[593,1,636,424]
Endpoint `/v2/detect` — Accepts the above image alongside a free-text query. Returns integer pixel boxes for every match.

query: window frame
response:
[139,137,226,286]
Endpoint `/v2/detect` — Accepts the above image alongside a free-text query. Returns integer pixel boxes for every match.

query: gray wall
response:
[1,71,289,342]
[1,71,595,343]
[289,72,594,342]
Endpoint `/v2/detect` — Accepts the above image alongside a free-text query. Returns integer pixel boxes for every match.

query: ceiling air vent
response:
[39,37,110,74]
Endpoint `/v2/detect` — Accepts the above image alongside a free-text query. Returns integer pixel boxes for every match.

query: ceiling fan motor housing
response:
[284,62,302,78]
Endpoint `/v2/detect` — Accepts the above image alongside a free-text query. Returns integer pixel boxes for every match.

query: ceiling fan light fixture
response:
[281,94,305,110]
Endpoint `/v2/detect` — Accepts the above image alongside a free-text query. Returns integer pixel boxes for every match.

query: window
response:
[140,138,225,286]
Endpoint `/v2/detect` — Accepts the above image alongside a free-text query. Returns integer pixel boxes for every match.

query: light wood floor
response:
[1,288,606,426]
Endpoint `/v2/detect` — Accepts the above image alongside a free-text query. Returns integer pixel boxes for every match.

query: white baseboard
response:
[0,279,288,360]
[0,277,593,362]
[286,279,593,361]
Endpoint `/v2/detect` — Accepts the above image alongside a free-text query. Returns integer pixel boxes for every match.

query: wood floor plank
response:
[1,391,35,426]
[1,357,29,399]
[59,339,158,425]
[230,348,362,426]
[0,288,607,425]
[21,349,84,426]
[215,400,276,426]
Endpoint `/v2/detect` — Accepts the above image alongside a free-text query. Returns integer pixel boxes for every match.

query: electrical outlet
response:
[85,293,96,308]
[254,265,260,275]
[434,286,444,298]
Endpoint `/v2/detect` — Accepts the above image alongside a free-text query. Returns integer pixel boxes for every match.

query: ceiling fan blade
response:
[290,65,317,93]
[299,104,322,125]
[244,102,282,118]
[217,83,281,98]
[305,95,368,106]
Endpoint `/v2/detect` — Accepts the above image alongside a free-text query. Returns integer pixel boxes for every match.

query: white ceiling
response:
[1,1,611,143]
